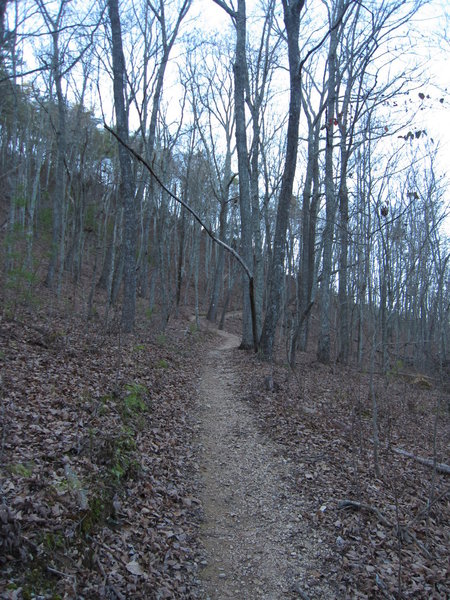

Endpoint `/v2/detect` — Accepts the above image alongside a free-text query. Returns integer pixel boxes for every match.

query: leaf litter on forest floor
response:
[223,311,449,599]
[0,310,215,598]
[0,308,448,599]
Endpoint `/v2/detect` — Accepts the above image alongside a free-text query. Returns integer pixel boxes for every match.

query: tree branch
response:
[299,0,353,77]
[212,0,236,19]
[104,123,253,282]
[392,447,450,475]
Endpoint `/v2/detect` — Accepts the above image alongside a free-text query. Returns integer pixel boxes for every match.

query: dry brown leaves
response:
[231,339,449,599]
[0,308,213,599]
[1,304,448,599]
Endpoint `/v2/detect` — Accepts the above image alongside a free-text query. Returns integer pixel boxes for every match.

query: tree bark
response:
[337,145,350,363]
[44,10,67,292]
[317,6,340,364]
[260,0,305,360]
[0,0,8,56]
[232,0,253,349]
[108,0,136,332]
[290,94,322,364]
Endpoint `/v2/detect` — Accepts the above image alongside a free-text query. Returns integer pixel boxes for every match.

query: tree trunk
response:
[260,0,305,360]
[317,11,340,365]
[176,207,186,308]
[45,28,66,292]
[0,0,8,55]
[207,197,228,322]
[108,0,136,332]
[249,118,264,342]
[290,105,322,364]
[233,0,254,349]
[337,150,350,363]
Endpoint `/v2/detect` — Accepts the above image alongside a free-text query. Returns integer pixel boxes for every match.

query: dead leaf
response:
[126,561,144,576]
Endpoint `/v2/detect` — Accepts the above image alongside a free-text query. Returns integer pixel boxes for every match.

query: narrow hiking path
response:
[196,324,334,600]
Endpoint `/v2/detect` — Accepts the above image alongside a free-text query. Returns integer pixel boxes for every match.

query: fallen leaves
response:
[0,312,209,598]
[1,306,448,598]
[126,560,145,576]
[232,336,450,599]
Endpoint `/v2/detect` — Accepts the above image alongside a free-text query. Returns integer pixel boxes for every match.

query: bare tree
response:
[289,67,326,366]
[107,0,136,332]
[0,0,10,61]
[259,0,306,359]
[213,0,255,349]
[129,0,192,296]
[183,40,236,323]
[35,0,70,291]
[246,0,280,342]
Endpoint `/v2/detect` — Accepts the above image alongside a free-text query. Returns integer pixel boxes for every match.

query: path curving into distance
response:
[196,324,334,599]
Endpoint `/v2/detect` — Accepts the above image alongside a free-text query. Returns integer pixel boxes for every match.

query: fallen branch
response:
[392,447,450,475]
[337,500,433,559]
[337,499,391,527]
[367,439,450,475]
[104,124,259,352]
[104,125,251,279]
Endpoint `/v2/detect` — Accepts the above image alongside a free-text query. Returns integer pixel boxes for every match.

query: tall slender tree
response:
[213,0,254,348]
[36,0,70,291]
[0,0,10,60]
[259,0,305,359]
[246,0,280,342]
[289,71,326,366]
[108,0,136,332]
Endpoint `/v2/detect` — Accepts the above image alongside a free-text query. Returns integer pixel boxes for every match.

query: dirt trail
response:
[196,325,334,599]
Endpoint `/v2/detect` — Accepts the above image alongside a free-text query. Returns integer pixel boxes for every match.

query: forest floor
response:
[196,324,333,599]
[0,303,449,599]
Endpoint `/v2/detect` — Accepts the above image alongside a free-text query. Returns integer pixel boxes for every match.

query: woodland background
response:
[0,0,449,597]
[0,0,449,368]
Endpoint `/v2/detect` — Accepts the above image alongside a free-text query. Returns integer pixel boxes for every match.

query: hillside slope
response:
[0,308,448,599]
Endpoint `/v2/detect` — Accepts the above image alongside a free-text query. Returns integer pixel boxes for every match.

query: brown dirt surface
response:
[195,322,335,599]
[224,318,449,599]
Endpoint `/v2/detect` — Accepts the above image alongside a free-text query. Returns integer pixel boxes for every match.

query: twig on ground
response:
[337,499,391,527]
[47,565,73,579]
[408,486,450,526]
[391,447,450,475]
[337,499,434,559]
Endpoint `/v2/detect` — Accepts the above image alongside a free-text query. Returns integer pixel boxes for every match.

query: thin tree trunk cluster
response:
[0,0,448,377]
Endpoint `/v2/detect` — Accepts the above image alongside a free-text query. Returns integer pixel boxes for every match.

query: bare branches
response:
[212,0,237,20]
[104,124,253,282]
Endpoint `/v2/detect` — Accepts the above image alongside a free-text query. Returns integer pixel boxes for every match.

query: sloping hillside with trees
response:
[0,0,449,597]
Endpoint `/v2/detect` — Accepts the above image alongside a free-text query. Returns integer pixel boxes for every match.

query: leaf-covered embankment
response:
[0,311,213,598]
[230,332,449,599]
